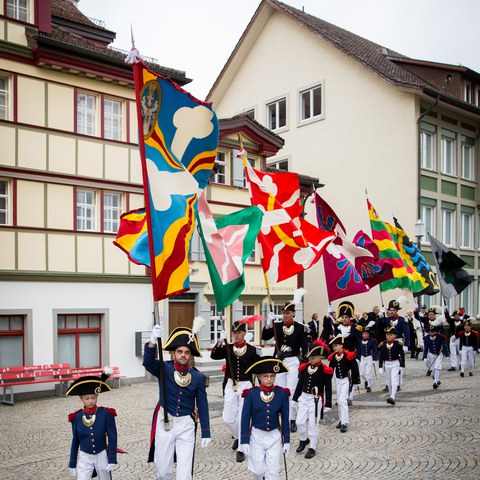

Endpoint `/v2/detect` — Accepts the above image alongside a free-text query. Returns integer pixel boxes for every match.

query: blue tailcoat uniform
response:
[356,338,378,361]
[240,386,290,445]
[68,406,117,468]
[423,334,449,359]
[143,344,210,462]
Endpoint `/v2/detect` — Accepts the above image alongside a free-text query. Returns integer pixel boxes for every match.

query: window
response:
[6,0,28,22]
[189,226,206,261]
[103,192,122,233]
[103,98,122,140]
[77,93,97,136]
[242,305,256,337]
[299,83,323,123]
[464,82,473,103]
[76,189,96,231]
[246,241,257,264]
[460,284,473,314]
[0,315,24,367]
[441,208,456,246]
[57,314,101,368]
[0,75,10,120]
[0,179,9,225]
[211,151,226,184]
[421,204,436,240]
[476,86,480,107]
[420,125,436,170]
[232,151,255,188]
[461,212,474,248]
[461,137,475,180]
[266,97,286,131]
[268,159,289,171]
[441,131,456,176]
[245,109,255,119]
[209,305,224,344]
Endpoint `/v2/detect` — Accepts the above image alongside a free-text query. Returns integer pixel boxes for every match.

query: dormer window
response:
[464,81,472,104]
[6,0,29,23]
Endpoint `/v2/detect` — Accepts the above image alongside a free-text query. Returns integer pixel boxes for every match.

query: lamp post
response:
[414,219,425,249]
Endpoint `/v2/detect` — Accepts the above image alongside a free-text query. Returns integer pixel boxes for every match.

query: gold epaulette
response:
[378,342,385,348]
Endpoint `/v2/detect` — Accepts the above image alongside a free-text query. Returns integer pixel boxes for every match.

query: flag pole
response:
[427,232,448,310]
[219,312,237,391]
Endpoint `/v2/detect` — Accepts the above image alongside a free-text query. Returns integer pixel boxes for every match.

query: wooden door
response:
[168,302,195,334]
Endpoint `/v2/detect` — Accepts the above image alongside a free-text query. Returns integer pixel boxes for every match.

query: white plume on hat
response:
[192,316,206,336]
[293,288,307,304]
[396,295,408,309]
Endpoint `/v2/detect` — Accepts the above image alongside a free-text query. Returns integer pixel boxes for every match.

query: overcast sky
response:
[79,0,480,100]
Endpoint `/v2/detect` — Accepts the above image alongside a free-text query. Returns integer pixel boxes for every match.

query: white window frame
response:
[441,133,456,176]
[103,98,122,141]
[211,151,226,184]
[421,204,436,241]
[298,81,324,125]
[103,192,122,234]
[189,226,206,261]
[242,305,256,337]
[460,212,474,249]
[266,96,287,132]
[209,305,224,345]
[77,92,98,136]
[246,241,257,264]
[267,158,289,171]
[460,283,473,315]
[464,81,473,104]
[0,74,12,121]
[0,178,10,226]
[76,189,97,231]
[461,142,475,181]
[243,157,256,188]
[441,208,456,246]
[420,129,436,170]
[6,0,29,22]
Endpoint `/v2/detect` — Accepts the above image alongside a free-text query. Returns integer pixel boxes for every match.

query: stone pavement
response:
[1,356,479,480]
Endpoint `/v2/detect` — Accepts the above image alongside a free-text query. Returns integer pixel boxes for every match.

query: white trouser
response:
[77,450,109,480]
[425,352,444,384]
[360,356,373,387]
[248,427,282,480]
[384,360,400,400]
[460,346,475,373]
[335,376,349,425]
[296,393,320,450]
[275,356,299,420]
[450,337,460,368]
[223,379,251,452]
[154,407,195,480]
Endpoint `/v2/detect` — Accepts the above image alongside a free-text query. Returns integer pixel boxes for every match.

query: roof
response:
[207,0,480,116]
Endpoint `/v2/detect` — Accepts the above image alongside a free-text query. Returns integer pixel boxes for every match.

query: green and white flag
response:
[196,192,263,310]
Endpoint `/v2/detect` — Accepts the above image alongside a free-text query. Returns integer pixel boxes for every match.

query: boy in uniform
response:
[458,319,479,377]
[66,371,118,479]
[240,356,290,480]
[293,339,333,459]
[423,325,449,389]
[356,326,378,393]
[378,327,405,405]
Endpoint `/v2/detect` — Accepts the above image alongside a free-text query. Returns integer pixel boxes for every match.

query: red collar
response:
[260,384,274,392]
[310,362,322,368]
[174,362,189,372]
[390,315,398,320]
[84,406,98,415]
[284,320,294,326]
[387,340,395,345]
[234,341,246,348]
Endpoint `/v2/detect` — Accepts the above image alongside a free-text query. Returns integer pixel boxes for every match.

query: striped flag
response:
[113,208,149,266]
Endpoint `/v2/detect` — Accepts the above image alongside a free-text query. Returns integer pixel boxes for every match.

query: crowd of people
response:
[65,298,479,480]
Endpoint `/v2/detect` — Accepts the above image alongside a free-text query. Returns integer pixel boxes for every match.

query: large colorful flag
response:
[353,230,394,288]
[390,218,439,296]
[131,61,219,300]
[367,198,422,293]
[314,193,369,300]
[196,192,263,310]
[242,155,335,283]
[428,234,475,298]
[114,208,149,266]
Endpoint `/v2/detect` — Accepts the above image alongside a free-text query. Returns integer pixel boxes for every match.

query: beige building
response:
[207,0,480,317]
[0,0,304,388]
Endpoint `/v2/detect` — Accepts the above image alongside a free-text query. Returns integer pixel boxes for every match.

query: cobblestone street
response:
[1,356,479,479]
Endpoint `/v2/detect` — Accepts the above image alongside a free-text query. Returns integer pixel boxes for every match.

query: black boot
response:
[232,439,238,450]
[305,448,316,459]
[296,438,310,453]
[290,420,297,432]
[236,451,245,462]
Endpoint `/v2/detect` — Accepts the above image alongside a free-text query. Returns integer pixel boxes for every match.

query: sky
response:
[79,0,480,100]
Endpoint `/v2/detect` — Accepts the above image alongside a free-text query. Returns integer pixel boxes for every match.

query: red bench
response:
[0,365,125,405]
[0,363,72,405]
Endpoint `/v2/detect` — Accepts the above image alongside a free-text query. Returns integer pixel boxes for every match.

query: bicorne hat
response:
[66,371,112,396]
[164,327,202,357]
[245,356,288,375]
[337,301,355,319]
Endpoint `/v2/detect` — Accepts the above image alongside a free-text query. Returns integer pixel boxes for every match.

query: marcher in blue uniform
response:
[378,327,405,405]
[293,339,333,459]
[458,319,479,377]
[240,356,290,480]
[66,371,118,479]
[143,322,211,480]
[261,300,308,432]
[423,325,449,389]
[210,320,260,462]
[356,326,378,393]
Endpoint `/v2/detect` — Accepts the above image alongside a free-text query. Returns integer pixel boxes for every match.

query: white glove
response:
[243,444,251,456]
[378,367,383,374]
[282,443,290,456]
[304,324,311,334]
[403,346,408,352]
[380,307,387,315]
[201,438,211,448]
[245,332,253,343]
[327,305,333,314]
[150,324,163,344]
[267,312,276,326]
[219,330,227,341]
[106,464,115,473]
[69,469,77,478]
[367,320,375,329]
